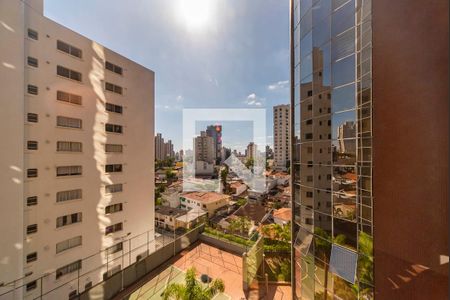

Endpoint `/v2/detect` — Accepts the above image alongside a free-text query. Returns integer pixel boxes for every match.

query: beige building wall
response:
[273,104,290,170]
[0,1,155,298]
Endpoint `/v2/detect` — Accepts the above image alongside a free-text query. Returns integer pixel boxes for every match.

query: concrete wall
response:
[199,234,246,255]
[373,0,449,298]
[0,0,25,289]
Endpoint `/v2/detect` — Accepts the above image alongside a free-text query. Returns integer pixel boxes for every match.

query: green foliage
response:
[236,198,247,207]
[245,158,254,169]
[204,227,254,247]
[228,216,251,235]
[155,185,166,200]
[163,267,225,300]
[166,168,176,180]
[155,197,163,206]
[261,223,291,243]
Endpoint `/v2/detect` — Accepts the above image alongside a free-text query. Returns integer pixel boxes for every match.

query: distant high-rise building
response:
[0,0,155,298]
[194,131,215,164]
[246,142,257,160]
[165,139,174,159]
[206,124,222,164]
[273,104,290,170]
[155,133,165,160]
[290,0,448,299]
[265,145,274,159]
[155,134,174,160]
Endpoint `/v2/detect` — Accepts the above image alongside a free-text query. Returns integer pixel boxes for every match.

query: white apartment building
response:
[273,104,290,171]
[180,192,230,216]
[0,1,154,299]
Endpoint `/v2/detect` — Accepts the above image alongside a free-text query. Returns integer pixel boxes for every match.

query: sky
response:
[45,0,290,152]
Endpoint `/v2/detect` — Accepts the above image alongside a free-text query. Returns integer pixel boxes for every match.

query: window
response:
[27,141,38,150]
[27,113,38,123]
[57,40,82,58]
[56,212,82,228]
[56,236,82,254]
[105,144,123,153]
[26,252,37,263]
[306,191,313,197]
[105,61,123,75]
[103,265,121,280]
[57,141,82,152]
[105,222,123,235]
[57,116,82,129]
[27,168,38,178]
[57,65,82,82]
[105,203,123,214]
[27,84,38,95]
[27,224,38,234]
[56,165,82,177]
[57,90,82,105]
[105,183,123,193]
[305,133,313,140]
[105,82,123,95]
[105,123,123,134]
[105,164,122,173]
[105,103,123,114]
[56,189,82,202]
[26,281,37,292]
[27,196,38,206]
[56,260,81,279]
[68,290,78,300]
[106,242,123,255]
[27,28,38,40]
[27,56,38,67]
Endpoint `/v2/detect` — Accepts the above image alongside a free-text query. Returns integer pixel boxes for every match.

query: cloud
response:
[176,95,184,102]
[245,93,265,106]
[267,80,289,91]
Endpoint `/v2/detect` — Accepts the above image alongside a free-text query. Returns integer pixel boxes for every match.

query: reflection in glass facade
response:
[291,0,373,299]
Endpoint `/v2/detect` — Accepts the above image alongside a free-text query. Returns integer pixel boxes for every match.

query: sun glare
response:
[177,0,212,31]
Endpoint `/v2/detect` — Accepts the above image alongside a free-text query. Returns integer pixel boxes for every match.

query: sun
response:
[177,0,213,31]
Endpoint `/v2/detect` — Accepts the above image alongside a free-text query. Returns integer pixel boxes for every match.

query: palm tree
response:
[163,267,225,300]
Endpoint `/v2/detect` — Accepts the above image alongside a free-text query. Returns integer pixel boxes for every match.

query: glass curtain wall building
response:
[290,0,449,299]
[292,0,374,299]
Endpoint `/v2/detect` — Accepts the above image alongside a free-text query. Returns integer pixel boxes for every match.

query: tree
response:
[245,158,254,170]
[166,168,176,183]
[229,216,251,235]
[314,227,332,299]
[220,166,229,194]
[163,267,225,300]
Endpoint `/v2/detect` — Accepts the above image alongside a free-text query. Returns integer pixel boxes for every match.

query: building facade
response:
[273,104,290,170]
[206,124,222,164]
[194,131,215,164]
[155,133,174,160]
[180,192,230,216]
[290,0,448,299]
[0,0,155,298]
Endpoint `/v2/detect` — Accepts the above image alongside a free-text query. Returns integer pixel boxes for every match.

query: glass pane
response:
[333,275,357,300]
[312,0,331,24]
[332,54,355,87]
[313,16,331,50]
[300,31,313,60]
[333,193,356,221]
[331,0,355,37]
[332,83,355,113]
[332,139,356,165]
[332,110,356,139]
[333,218,357,250]
[332,27,355,61]
[314,189,332,215]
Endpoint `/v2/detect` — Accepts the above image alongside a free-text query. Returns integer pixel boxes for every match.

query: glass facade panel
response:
[292,0,372,296]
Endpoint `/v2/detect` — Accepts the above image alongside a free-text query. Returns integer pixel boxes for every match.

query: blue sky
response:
[45,0,290,152]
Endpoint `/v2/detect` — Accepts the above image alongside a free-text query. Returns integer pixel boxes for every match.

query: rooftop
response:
[182,191,230,204]
[273,208,292,222]
[155,205,187,217]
